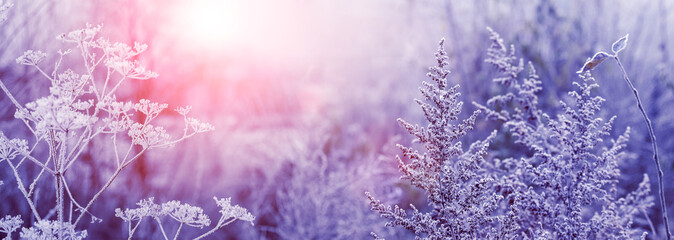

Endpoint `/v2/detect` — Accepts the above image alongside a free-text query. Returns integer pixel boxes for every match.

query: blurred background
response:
[0,0,673,239]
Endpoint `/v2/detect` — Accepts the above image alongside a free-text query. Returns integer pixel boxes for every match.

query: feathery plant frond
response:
[369,29,656,240]
[367,39,511,239]
[477,28,653,239]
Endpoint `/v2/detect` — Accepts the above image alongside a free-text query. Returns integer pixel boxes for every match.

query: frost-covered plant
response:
[246,128,405,240]
[269,151,360,239]
[115,197,254,240]
[367,39,513,239]
[369,29,656,240]
[475,28,654,239]
[0,24,215,238]
[20,220,87,240]
[0,215,23,239]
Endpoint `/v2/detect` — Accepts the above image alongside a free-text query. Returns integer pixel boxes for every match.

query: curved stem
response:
[614,56,671,240]
[193,217,237,240]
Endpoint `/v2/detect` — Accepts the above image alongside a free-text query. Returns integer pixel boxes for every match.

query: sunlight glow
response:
[178,0,245,47]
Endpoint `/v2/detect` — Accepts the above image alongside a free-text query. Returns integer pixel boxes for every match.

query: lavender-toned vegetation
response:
[1,0,673,239]
[368,30,659,239]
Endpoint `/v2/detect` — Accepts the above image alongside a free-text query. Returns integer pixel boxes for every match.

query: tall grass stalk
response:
[613,56,671,240]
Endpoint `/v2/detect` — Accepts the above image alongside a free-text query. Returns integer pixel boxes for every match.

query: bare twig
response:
[614,56,671,240]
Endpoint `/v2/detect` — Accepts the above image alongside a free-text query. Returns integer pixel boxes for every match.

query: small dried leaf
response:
[577,52,611,73]
[612,34,629,55]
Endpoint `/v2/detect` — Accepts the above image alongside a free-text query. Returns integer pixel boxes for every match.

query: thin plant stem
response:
[193,217,237,240]
[172,223,183,240]
[154,218,170,240]
[642,208,658,238]
[33,65,55,82]
[62,176,88,218]
[73,148,146,226]
[73,167,123,226]
[614,56,671,240]
[128,218,143,240]
[0,79,25,114]
[6,159,42,221]
[56,174,64,240]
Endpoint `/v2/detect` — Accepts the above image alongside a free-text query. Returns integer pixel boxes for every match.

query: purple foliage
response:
[368,39,513,239]
[368,30,656,239]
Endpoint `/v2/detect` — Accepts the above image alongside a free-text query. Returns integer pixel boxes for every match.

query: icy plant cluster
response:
[19,220,87,240]
[0,215,22,239]
[0,24,250,239]
[367,39,509,239]
[476,29,654,239]
[115,197,254,239]
[368,30,658,239]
